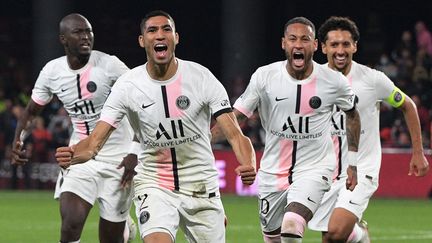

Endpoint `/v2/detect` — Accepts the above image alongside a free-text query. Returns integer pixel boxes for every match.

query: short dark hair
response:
[318,16,360,43]
[140,10,175,34]
[284,17,315,35]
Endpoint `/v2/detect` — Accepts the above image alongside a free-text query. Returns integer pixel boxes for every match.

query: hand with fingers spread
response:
[11,141,28,166]
[117,153,138,188]
[55,146,74,169]
[235,165,256,185]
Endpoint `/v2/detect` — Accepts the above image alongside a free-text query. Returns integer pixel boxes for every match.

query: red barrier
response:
[214,149,432,198]
[375,151,432,198]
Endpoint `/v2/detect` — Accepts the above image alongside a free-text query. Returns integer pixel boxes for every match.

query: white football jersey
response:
[234,61,355,193]
[31,50,133,164]
[330,61,394,180]
[100,59,232,197]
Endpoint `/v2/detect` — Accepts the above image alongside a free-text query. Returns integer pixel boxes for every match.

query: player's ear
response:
[281,37,286,50]
[321,43,328,54]
[353,41,358,54]
[175,32,179,45]
[138,35,145,48]
[59,35,66,45]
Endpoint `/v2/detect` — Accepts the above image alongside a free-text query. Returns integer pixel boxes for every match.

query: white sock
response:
[281,237,302,243]
[347,223,364,242]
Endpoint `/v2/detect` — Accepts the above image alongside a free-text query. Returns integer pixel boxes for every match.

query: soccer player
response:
[308,16,430,243]
[55,10,256,243]
[11,13,137,243]
[224,17,361,243]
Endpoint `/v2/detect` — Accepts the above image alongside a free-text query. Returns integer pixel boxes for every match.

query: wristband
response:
[128,141,141,155]
[347,151,358,166]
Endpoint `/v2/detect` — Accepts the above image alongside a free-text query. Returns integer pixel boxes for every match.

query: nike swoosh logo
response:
[275,97,289,102]
[61,88,67,92]
[120,210,127,214]
[142,102,155,109]
[307,196,316,204]
[349,200,360,205]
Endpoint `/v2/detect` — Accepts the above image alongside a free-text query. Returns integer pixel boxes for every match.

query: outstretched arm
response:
[344,107,361,191]
[398,96,429,176]
[215,111,256,185]
[11,100,44,165]
[55,120,115,168]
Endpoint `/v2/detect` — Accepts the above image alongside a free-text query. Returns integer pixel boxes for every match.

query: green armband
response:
[385,87,405,108]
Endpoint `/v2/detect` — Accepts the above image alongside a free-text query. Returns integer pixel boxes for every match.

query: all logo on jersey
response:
[309,96,321,109]
[176,95,190,110]
[282,116,310,133]
[156,120,185,140]
[87,81,97,93]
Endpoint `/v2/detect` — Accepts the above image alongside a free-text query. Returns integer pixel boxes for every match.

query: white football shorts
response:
[308,173,378,231]
[134,186,225,242]
[54,159,133,222]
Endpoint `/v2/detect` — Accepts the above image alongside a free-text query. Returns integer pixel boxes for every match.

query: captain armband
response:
[128,141,141,155]
[385,87,406,108]
[347,151,358,167]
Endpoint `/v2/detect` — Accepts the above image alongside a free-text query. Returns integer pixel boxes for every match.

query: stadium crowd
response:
[0,18,431,189]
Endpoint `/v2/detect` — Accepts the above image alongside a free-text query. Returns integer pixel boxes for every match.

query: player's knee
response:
[326,225,349,243]
[280,212,306,238]
[61,222,83,240]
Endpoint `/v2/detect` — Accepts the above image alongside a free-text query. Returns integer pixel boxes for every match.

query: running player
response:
[308,16,430,243]
[11,13,136,243]
[228,17,361,243]
[55,10,256,243]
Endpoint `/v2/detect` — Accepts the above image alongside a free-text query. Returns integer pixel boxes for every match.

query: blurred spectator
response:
[228,76,247,104]
[47,107,71,134]
[30,116,52,163]
[392,30,417,62]
[411,94,431,132]
[10,136,33,189]
[0,88,6,114]
[395,48,415,80]
[395,131,412,148]
[241,112,264,149]
[376,53,398,79]
[415,21,432,57]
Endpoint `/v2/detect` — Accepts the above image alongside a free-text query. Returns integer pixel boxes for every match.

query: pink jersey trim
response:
[166,74,184,118]
[156,149,175,190]
[100,116,119,128]
[31,95,49,106]
[74,121,89,140]
[233,103,254,118]
[80,65,94,100]
[277,139,293,190]
[300,76,317,115]
[332,136,341,180]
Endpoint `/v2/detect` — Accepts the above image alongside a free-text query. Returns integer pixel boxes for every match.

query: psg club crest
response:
[176,95,190,110]
[309,96,321,109]
[394,91,402,102]
[139,211,150,224]
[87,81,97,93]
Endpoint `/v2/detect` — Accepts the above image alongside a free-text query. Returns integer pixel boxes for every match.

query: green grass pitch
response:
[0,190,431,242]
